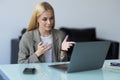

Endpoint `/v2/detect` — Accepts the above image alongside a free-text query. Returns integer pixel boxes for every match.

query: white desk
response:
[0,60,120,80]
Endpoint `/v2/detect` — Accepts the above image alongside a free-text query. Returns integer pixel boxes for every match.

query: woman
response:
[18,2,75,63]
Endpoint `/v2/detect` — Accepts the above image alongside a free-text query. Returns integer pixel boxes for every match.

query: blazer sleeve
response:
[58,30,68,61]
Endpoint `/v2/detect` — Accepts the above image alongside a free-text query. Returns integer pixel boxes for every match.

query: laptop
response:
[49,41,111,73]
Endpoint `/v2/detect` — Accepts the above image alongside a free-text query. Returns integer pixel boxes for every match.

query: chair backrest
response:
[60,27,96,42]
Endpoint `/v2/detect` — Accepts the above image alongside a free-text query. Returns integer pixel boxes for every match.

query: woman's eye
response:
[42,18,47,21]
[42,17,54,21]
[50,17,54,20]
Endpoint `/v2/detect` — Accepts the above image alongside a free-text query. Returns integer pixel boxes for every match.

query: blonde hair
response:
[27,2,55,31]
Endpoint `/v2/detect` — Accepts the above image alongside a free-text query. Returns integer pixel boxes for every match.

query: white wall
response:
[0,0,120,64]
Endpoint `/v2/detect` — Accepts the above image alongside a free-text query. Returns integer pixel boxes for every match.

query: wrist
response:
[60,51,65,60]
[35,51,41,57]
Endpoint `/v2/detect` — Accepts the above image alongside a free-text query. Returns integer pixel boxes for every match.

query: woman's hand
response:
[35,42,51,57]
[61,35,75,51]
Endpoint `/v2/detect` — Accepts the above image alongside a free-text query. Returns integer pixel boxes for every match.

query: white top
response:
[41,34,53,62]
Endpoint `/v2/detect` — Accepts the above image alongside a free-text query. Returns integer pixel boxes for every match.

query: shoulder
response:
[20,30,34,45]
[22,30,33,40]
[19,30,35,48]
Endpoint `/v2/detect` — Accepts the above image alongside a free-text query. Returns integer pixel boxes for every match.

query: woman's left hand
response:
[61,35,76,51]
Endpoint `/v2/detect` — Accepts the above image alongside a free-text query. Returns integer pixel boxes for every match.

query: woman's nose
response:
[47,20,51,24]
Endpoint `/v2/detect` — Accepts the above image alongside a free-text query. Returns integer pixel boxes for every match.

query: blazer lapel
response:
[33,29,41,51]
[32,29,45,62]
[52,30,59,62]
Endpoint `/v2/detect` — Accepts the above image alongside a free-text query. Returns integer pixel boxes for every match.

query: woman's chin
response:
[45,27,53,31]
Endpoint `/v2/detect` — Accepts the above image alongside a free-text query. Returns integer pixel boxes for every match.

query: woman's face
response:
[37,10,54,31]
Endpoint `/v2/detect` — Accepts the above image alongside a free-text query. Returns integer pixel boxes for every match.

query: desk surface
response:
[0,60,120,80]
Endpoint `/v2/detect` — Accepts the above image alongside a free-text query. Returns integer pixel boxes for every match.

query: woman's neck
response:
[39,29,51,37]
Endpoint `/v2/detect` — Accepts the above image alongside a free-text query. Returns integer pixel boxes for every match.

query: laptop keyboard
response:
[49,63,69,71]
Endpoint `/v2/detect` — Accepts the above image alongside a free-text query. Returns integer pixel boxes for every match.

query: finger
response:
[38,42,43,46]
[47,45,52,50]
[68,41,76,44]
[63,35,69,42]
[69,43,73,47]
[43,44,51,49]
[42,44,45,47]
[44,45,52,52]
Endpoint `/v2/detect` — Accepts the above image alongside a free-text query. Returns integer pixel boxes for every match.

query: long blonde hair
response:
[27,2,55,31]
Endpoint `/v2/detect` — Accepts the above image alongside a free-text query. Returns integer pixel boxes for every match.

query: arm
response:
[60,35,75,61]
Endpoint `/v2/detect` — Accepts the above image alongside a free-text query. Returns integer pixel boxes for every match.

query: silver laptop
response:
[49,41,110,73]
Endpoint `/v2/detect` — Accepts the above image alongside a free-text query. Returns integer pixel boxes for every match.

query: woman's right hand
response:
[35,42,52,57]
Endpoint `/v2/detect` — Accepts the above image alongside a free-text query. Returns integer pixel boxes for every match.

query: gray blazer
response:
[18,28,67,63]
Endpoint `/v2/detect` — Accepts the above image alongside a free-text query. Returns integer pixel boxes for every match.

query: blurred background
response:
[0,0,120,64]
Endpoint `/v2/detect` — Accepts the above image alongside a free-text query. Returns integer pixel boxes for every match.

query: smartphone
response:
[23,68,36,74]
